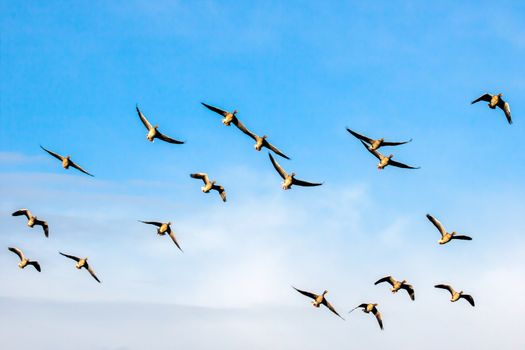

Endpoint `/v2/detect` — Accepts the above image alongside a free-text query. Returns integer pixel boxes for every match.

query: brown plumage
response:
[435,284,475,307]
[40,145,94,177]
[12,208,49,237]
[292,287,344,320]
[136,105,184,144]
[139,220,183,252]
[346,127,412,151]
[236,122,290,159]
[360,141,419,170]
[8,247,41,272]
[374,275,415,300]
[269,153,322,190]
[471,93,512,124]
[190,173,227,202]
[349,303,383,330]
[426,214,472,245]
[59,252,101,283]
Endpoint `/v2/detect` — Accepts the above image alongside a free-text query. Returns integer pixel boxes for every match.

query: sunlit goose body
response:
[12,208,49,237]
[59,252,101,283]
[269,153,322,190]
[471,93,512,124]
[349,303,383,330]
[435,284,475,306]
[136,105,184,144]
[360,141,419,170]
[426,214,472,245]
[8,247,41,272]
[40,145,94,176]
[375,275,415,300]
[139,220,183,251]
[292,287,344,320]
[190,173,227,202]
[346,127,412,151]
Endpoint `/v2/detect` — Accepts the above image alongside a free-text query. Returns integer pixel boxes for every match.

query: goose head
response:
[232,110,238,115]
[291,172,296,178]
[18,262,24,269]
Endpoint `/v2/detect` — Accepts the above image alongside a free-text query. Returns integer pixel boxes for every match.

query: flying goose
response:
[40,145,94,177]
[236,122,290,159]
[12,208,49,237]
[375,276,415,300]
[434,284,475,306]
[292,287,344,320]
[139,221,183,251]
[59,252,101,283]
[471,93,512,124]
[269,153,322,190]
[201,102,242,127]
[8,247,41,272]
[190,173,227,202]
[360,141,419,170]
[349,303,383,330]
[136,105,184,144]
[346,128,412,150]
[426,214,472,245]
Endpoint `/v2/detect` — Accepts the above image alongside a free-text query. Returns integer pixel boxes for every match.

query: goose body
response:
[426,214,472,245]
[269,153,322,190]
[59,252,101,283]
[349,303,383,330]
[12,209,49,237]
[139,221,183,251]
[136,105,184,144]
[235,122,290,159]
[435,284,475,306]
[201,102,240,126]
[360,140,419,170]
[40,146,94,176]
[8,247,41,272]
[190,173,227,202]
[293,287,344,320]
[375,275,415,300]
[346,128,412,151]
[471,93,512,124]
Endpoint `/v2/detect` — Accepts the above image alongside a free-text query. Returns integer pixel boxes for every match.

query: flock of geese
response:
[7,91,512,330]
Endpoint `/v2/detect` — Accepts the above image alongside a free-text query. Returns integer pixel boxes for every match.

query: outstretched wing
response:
[12,209,31,220]
[497,99,512,124]
[69,160,94,177]
[348,303,367,314]
[374,276,395,287]
[263,139,290,160]
[233,119,257,141]
[292,178,323,187]
[8,247,25,261]
[139,220,163,227]
[292,286,318,301]
[59,252,80,262]
[190,173,210,185]
[29,261,41,272]
[382,138,413,147]
[346,128,373,144]
[372,307,384,330]
[268,153,287,179]
[461,294,475,307]
[434,284,455,297]
[322,299,345,320]
[401,283,415,301]
[136,105,153,130]
[86,265,101,283]
[212,184,227,202]
[360,140,381,160]
[168,231,183,252]
[388,159,420,169]
[35,219,49,237]
[40,145,64,161]
[452,234,472,241]
[471,93,492,104]
[201,102,229,117]
[426,214,447,237]
[156,130,185,144]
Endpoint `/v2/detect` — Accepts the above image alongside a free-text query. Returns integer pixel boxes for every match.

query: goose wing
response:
[360,140,381,160]
[388,159,420,169]
[452,234,472,241]
[460,294,475,307]
[136,105,153,130]
[496,98,512,124]
[371,306,384,330]
[212,184,227,202]
[401,283,415,300]
[292,286,318,301]
[348,303,368,313]
[426,214,447,237]
[471,93,492,104]
[190,173,210,185]
[292,177,323,187]
[28,261,41,272]
[168,230,183,252]
[435,284,455,297]
[201,102,229,117]
[263,139,290,160]
[321,298,345,320]
[40,145,64,161]
[346,128,373,144]
[268,153,288,179]
[381,138,413,147]
[233,119,257,140]
[139,220,163,227]
[156,130,185,144]
[59,252,80,262]
[68,159,94,177]
[12,209,31,220]
[86,264,101,283]
[34,219,49,237]
[8,247,25,261]
[374,276,396,287]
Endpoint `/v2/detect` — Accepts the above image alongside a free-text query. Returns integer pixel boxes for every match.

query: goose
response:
[471,93,512,124]
[346,128,412,150]
[426,214,472,245]
[236,122,290,159]
[374,276,415,300]
[136,105,184,144]
[201,102,242,127]
[8,247,41,272]
[435,284,475,306]
[292,287,344,320]
[190,173,227,202]
[40,145,94,177]
[139,221,183,251]
[360,140,419,170]
[269,153,322,190]
[12,208,49,237]
[349,303,383,330]
[59,252,101,283]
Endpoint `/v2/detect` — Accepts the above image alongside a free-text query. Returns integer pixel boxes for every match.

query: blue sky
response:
[1,1,524,349]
